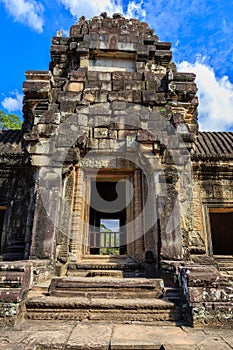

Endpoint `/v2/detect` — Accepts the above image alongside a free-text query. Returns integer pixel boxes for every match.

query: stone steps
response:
[215,257,233,277]
[218,263,233,271]
[1,242,25,261]
[0,262,32,303]
[26,295,181,323]
[164,287,181,304]
[67,259,145,278]
[48,276,164,299]
[25,276,183,324]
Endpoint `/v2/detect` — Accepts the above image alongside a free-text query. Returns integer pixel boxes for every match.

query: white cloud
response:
[1,91,23,113]
[60,0,145,20]
[60,0,122,19]
[125,1,146,18]
[177,58,233,131]
[0,0,44,33]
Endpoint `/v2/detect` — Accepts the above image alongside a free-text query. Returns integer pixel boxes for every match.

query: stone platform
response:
[0,320,233,349]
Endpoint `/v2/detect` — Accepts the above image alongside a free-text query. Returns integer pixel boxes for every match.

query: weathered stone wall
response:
[179,264,233,326]
[189,158,233,255]
[0,131,35,261]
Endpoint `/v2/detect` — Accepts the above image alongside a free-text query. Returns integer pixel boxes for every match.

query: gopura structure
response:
[0,13,232,326]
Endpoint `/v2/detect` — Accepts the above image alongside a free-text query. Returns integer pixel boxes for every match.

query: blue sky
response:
[0,0,233,131]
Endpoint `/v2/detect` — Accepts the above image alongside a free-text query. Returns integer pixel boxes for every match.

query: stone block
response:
[108,130,118,139]
[67,324,112,350]
[173,72,196,82]
[144,71,157,81]
[70,69,87,81]
[80,57,89,68]
[25,70,50,81]
[58,91,82,102]
[50,45,68,54]
[60,101,77,113]
[98,72,111,81]
[94,128,109,138]
[77,114,88,126]
[117,42,135,51]
[112,80,125,91]
[133,91,142,103]
[90,103,111,115]
[69,41,77,50]
[101,81,112,91]
[67,82,84,92]
[124,91,134,102]
[155,93,167,104]
[137,130,156,142]
[83,90,96,103]
[125,81,144,90]
[112,101,127,110]
[31,155,52,167]
[23,81,50,94]
[95,91,108,103]
[37,123,56,136]
[85,80,101,90]
[146,80,160,91]
[136,62,145,72]
[142,90,157,102]
[87,71,99,80]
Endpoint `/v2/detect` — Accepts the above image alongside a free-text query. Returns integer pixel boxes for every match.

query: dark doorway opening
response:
[209,209,233,255]
[89,180,127,255]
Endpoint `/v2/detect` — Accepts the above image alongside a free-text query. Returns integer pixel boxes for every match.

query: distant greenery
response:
[100,223,120,255]
[0,110,22,130]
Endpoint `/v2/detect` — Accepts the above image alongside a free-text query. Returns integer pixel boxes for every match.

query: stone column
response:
[133,169,145,261]
[126,173,134,257]
[70,167,85,261]
[143,173,157,255]
[30,168,60,259]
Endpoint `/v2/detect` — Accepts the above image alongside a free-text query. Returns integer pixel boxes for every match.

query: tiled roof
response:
[0,130,25,156]
[192,131,233,159]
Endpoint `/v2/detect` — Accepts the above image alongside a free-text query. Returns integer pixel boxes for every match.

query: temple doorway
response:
[89,180,127,255]
[209,208,233,255]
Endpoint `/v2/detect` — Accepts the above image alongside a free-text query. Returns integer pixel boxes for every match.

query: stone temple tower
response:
[23,13,198,264]
[0,13,232,326]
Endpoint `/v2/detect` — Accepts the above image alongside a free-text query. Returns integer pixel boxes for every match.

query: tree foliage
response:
[0,110,22,130]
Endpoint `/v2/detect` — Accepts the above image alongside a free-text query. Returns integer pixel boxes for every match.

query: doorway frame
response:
[203,201,233,256]
[82,169,138,259]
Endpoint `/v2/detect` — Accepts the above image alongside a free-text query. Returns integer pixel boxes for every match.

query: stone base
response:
[48,277,164,299]
[26,295,181,323]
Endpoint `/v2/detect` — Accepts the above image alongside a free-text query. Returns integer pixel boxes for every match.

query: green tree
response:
[0,110,22,130]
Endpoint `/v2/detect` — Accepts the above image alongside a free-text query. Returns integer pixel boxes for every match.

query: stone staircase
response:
[0,262,32,325]
[0,262,32,303]
[67,255,146,278]
[215,256,233,279]
[25,257,184,324]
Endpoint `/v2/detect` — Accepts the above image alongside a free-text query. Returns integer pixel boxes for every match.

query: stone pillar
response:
[70,167,85,261]
[133,169,145,261]
[82,176,91,255]
[159,183,182,260]
[30,168,60,259]
[143,173,157,256]
[126,173,134,257]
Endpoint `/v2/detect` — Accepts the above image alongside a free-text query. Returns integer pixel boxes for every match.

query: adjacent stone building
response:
[0,13,232,326]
